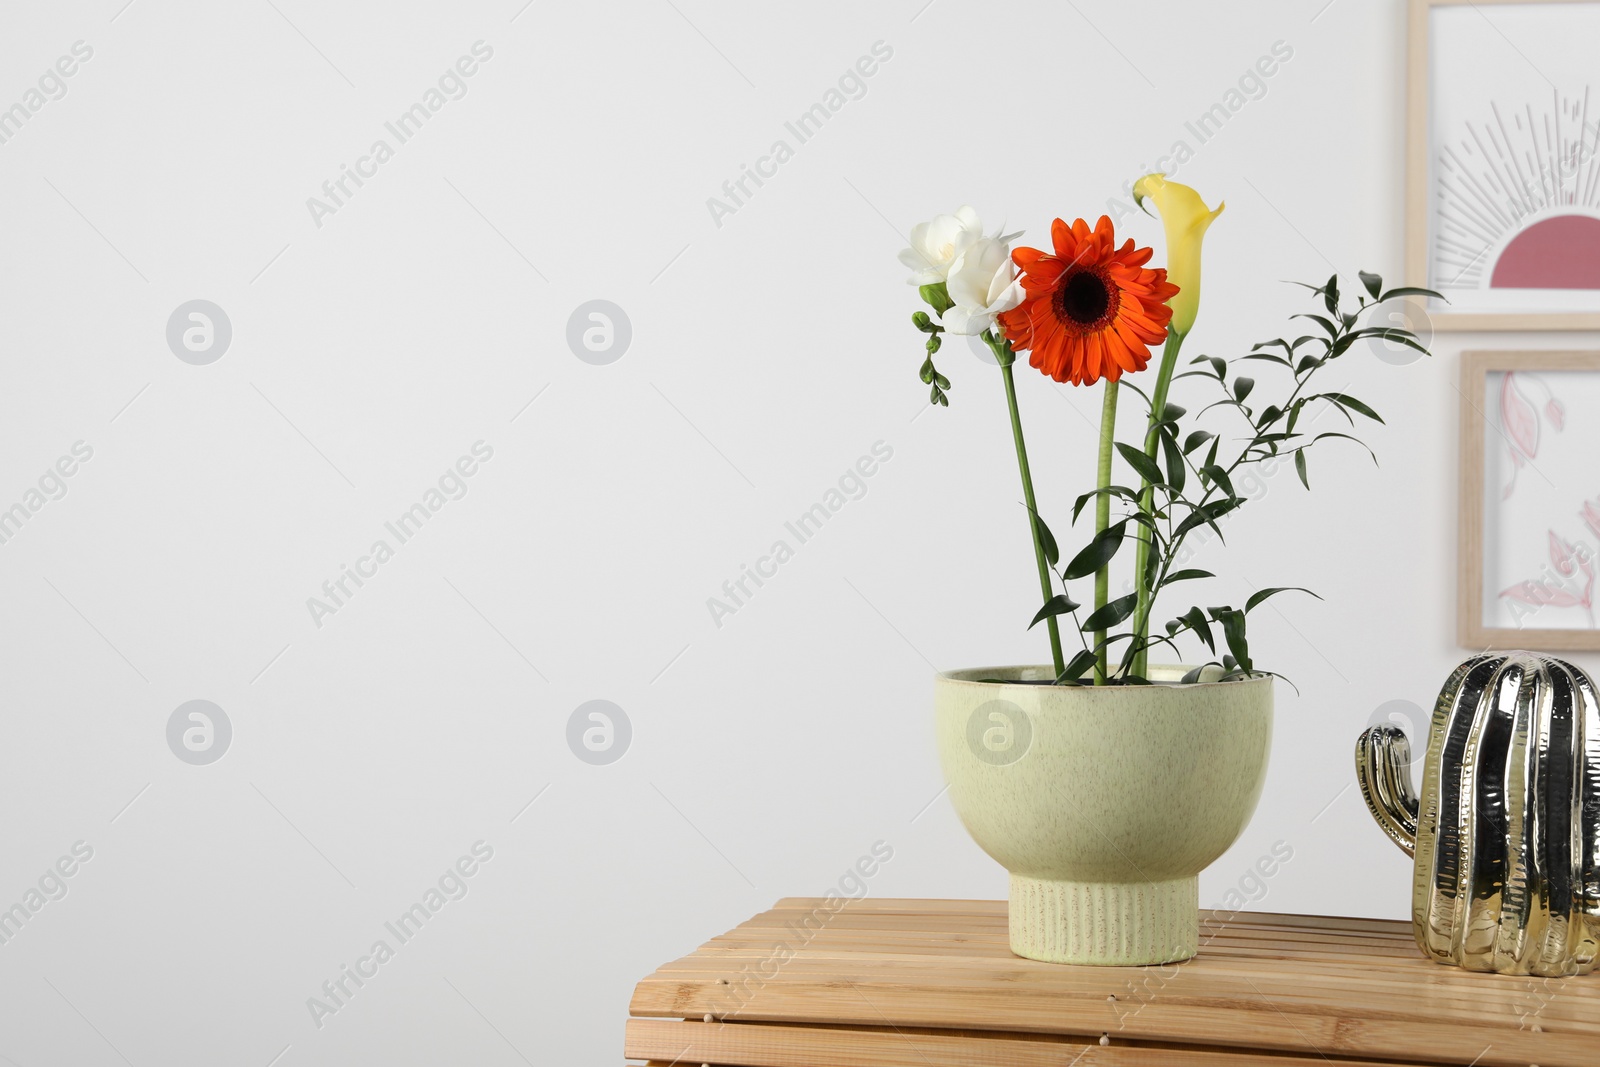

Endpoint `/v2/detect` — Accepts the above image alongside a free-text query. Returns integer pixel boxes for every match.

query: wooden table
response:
[625,897,1599,1066]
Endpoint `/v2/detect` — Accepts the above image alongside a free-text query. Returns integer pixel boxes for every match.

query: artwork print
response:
[1424,3,1600,321]
[1482,368,1600,631]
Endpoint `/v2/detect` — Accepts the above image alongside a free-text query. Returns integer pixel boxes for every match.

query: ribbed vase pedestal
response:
[1010,874,1198,965]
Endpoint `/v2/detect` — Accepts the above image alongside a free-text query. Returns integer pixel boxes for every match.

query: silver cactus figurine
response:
[1355,651,1600,976]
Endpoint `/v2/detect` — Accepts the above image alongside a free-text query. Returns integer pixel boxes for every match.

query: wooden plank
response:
[663,933,1592,1000]
[629,977,1589,1066]
[626,900,1600,1067]
[637,958,1599,1028]
[658,907,1598,1028]
[624,1018,1448,1067]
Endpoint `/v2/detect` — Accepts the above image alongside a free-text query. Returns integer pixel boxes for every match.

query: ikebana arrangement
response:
[902,176,1437,685]
[907,177,1441,966]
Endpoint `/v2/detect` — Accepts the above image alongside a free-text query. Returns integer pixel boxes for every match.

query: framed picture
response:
[1407,0,1600,331]
[1459,350,1600,650]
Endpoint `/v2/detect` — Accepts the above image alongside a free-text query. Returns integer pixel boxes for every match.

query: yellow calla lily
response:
[1132,174,1223,337]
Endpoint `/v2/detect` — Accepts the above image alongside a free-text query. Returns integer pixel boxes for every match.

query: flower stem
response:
[999,350,1065,678]
[1131,330,1185,680]
[1093,379,1119,685]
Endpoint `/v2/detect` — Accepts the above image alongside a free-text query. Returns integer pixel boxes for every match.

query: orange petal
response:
[1012,246,1048,269]
[1050,219,1076,260]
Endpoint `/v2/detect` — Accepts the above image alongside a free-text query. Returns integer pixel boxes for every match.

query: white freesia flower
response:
[941,236,1024,335]
[898,206,984,285]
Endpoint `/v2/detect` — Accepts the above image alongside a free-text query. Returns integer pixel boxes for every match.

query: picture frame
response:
[1406,0,1600,331]
[1459,349,1600,651]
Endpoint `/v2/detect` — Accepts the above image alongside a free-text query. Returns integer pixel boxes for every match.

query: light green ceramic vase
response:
[935,664,1273,966]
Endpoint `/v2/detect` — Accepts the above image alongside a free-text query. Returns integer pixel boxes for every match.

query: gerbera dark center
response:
[1058,269,1113,326]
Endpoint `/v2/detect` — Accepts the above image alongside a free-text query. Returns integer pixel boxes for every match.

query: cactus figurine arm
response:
[1355,725,1419,857]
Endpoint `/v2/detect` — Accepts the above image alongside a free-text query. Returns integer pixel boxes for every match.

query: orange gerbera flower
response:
[998,216,1180,386]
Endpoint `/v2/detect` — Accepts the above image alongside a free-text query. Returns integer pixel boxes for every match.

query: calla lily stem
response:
[1130,329,1185,679]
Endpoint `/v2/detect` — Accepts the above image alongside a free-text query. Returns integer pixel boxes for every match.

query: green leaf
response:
[1164,568,1214,584]
[1123,511,1167,543]
[1118,380,1152,408]
[1286,400,1304,434]
[1057,648,1099,683]
[1294,449,1308,488]
[1063,520,1128,580]
[1161,428,1186,495]
[1033,512,1059,568]
[1255,404,1282,429]
[919,282,954,315]
[1324,392,1383,423]
[1183,430,1215,455]
[1160,402,1187,423]
[1115,442,1164,486]
[1377,285,1444,303]
[1212,606,1252,674]
[1293,312,1340,338]
[1082,593,1138,631]
[1245,585,1320,612]
[1311,431,1378,465]
[1295,354,1324,375]
[1201,464,1236,499]
[1321,401,1354,426]
[1071,484,1139,523]
[1233,377,1255,403]
[1353,327,1431,357]
[1323,274,1340,317]
[1030,593,1081,630]
[1190,355,1227,379]
[1242,353,1293,368]
[1180,606,1215,653]
[1174,497,1242,540]
[1359,270,1383,300]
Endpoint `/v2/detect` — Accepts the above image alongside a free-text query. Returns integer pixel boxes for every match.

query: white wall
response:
[2,1,1596,1064]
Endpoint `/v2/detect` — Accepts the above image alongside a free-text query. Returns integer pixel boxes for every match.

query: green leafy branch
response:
[1030,272,1441,684]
